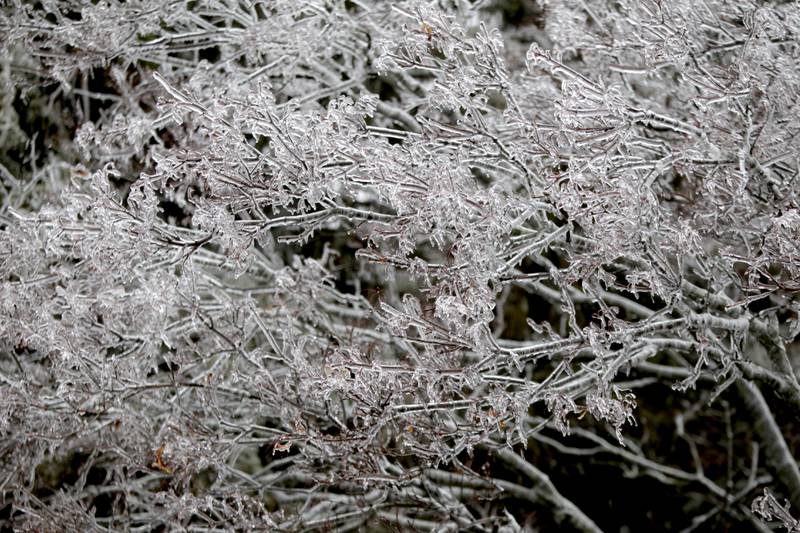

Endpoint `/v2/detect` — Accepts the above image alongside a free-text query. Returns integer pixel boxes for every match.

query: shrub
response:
[1,0,799,530]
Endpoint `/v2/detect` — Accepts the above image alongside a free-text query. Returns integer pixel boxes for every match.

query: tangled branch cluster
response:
[1,0,800,531]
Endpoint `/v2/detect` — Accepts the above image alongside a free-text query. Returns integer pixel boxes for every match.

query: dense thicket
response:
[2,1,800,531]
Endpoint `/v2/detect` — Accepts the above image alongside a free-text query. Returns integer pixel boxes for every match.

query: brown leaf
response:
[151,444,172,474]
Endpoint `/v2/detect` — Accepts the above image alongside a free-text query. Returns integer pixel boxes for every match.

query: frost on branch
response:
[1,0,800,531]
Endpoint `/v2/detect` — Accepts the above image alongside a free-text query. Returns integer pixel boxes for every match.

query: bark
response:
[737,379,800,509]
